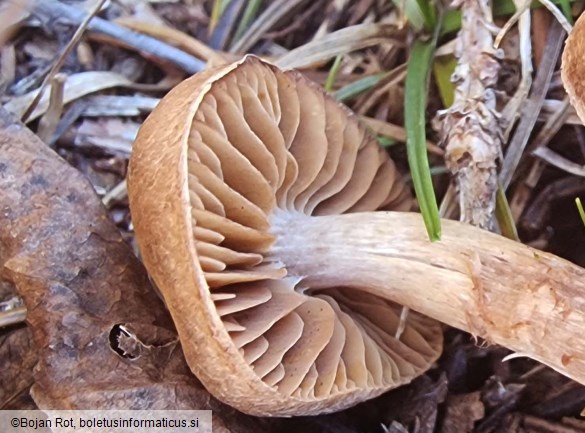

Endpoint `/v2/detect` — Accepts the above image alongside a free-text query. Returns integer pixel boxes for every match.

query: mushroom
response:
[562,11,585,124]
[128,56,585,416]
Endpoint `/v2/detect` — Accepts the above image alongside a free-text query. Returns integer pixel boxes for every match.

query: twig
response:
[354,64,406,114]
[499,19,565,188]
[28,0,205,74]
[509,97,571,219]
[521,177,585,231]
[533,147,585,177]
[36,73,66,143]
[494,0,530,49]
[102,179,128,208]
[0,306,26,327]
[538,0,573,33]
[229,0,306,54]
[0,296,27,328]
[312,0,350,39]
[500,0,532,141]
[361,116,443,155]
[47,98,88,146]
[542,99,582,125]
[525,97,571,165]
[22,0,106,122]
[264,0,324,39]
[439,184,458,219]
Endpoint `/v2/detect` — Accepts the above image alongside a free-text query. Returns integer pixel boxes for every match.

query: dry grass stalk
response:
[30,0,205,73]
[36,73,66,143]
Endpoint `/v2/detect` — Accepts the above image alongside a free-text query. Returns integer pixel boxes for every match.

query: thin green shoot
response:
[576,198,585,227]
[404,29,442,241]
[233,0,263,45]
[415,0,437,30]
[209,0,231,34]
[377,136,398,147]
[334,72,386,102]
[495,184,520,241]
[324,55,343,92]
[393,0,437,31]
[404,165,449,181]
[432,54,457,107]
[557,0,573,25]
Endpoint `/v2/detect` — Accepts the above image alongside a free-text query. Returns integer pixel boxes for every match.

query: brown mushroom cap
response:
[562,12,585,124]
[128,56,442,416]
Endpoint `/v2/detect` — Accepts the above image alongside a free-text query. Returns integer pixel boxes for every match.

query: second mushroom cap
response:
[127,56,443,416]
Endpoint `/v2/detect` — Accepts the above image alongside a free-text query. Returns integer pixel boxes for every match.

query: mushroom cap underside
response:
[128,56,443,416]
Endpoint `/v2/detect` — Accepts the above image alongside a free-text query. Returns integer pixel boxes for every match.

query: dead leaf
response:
[82,95,160,117]
[0,106,270,432]
[76,118,140,154]
[276,23,402,70]
[441,392,485,433]
[380,374,449,433]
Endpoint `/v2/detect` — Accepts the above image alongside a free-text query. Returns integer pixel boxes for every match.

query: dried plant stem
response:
[521,177,585,231]
[229,0,305,54]
[0,296,26,328]
[0,306,26,328]
[532,147,585,177]
[510,97,571,219]
[22,0,106,122]
[499,0,532,139]
[276,23,400,70]
[538,0,573,33]
[500,19,565,189]
[271,211,585,385]
[102,179,128,208]
[436,0,501,230]
[36,73,66,143]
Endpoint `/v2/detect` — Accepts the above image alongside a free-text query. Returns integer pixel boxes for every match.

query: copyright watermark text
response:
[2,410,211,432]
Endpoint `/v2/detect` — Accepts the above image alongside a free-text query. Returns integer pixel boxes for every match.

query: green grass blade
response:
[404,165,449,181]
[576,198,585,227]
[442,9,462,35]
[324,55,343,92]
[415,0,437,30]
[405,37,441,241]
[210,0,231,33]
[233,0,263,44]
[558,0,574,25]
[378,136,398,147]
[432,54,457,107]
[393,0,437,31]
[495,184,520,241]
[334,72,386,102]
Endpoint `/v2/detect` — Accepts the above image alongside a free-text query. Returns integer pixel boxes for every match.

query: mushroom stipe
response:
[128,55,585,416]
